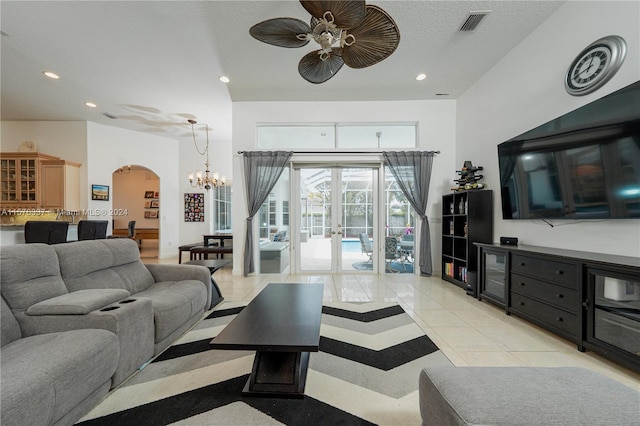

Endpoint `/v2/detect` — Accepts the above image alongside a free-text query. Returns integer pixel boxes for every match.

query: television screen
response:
[499,81,640,219]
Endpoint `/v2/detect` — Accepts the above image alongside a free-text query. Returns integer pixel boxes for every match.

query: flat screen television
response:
[498,81,640,220]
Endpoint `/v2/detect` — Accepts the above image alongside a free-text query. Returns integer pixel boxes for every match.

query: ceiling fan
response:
[249,0,400,84]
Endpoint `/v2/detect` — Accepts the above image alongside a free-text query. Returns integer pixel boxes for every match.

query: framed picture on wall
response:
[150,200,159,208]
[144,191,155,198]
[184,193,205,222]
[91,184,109,201]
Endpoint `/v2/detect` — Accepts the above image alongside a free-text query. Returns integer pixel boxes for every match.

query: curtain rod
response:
[237,150,440,155]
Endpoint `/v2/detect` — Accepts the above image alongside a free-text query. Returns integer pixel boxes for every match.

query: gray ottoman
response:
[419,365,640,425]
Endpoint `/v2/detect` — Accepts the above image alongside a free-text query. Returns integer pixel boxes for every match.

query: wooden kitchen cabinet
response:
[40,159,81,210]
[1,152,58,207]
[1,152,80,210]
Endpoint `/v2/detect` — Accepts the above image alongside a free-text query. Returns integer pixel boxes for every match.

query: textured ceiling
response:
[0,1,564,142]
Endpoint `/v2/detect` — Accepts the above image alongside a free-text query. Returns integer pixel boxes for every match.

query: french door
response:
[294,166,379,273]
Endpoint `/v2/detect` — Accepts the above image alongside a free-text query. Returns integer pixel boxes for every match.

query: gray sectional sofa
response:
[1,238,213,426]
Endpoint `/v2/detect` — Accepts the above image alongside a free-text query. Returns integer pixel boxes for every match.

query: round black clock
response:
[565,35,626,96]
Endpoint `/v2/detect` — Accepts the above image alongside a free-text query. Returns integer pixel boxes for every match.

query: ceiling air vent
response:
[459,11,491,32]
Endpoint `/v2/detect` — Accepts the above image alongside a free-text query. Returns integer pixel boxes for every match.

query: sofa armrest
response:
[145,263,212,306]
[26,289,130,315]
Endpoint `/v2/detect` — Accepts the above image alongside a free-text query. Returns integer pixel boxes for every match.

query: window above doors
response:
[257,123,417,150]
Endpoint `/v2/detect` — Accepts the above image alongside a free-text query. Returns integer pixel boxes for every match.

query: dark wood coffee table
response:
[210,283,324,398]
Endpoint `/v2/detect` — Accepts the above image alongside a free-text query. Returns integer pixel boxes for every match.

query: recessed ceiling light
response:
[219,76,230,83]
[85,102,97,108]
[43,71,60,79]
[416,73,427,81]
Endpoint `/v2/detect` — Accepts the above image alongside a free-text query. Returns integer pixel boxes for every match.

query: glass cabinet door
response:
[480,248,507,306]
[587,268,640,369]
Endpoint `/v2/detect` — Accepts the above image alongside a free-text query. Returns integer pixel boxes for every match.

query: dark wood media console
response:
[476,243,640,373]
[210,283,324,397]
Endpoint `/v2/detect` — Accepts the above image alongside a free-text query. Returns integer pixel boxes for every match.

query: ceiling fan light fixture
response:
[250,0,399,83]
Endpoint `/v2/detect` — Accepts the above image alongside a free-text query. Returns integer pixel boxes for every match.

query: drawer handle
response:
[555,270,564,275]
[556,317,564,322]
[520,262,525,266]
[519,282,525,286]
[519,302,525,306]
[555,294,564,299]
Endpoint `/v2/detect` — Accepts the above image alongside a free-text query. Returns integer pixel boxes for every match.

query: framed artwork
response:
[150,200,160,208]
[154,191,159,198]
[91,184,109,201]
[144,210,158,218]
[144,201,151,208]
[144,191,155,198]
[184,193,204,222]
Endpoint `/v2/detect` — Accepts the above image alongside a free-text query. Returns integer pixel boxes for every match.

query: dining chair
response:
[77,220,109,240]
[24,221,69,244]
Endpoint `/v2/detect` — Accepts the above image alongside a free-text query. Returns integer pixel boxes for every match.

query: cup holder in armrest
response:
[100,306,120,312]
[119,299,136,304]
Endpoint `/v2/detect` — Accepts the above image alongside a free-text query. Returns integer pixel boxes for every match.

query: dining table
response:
[203,233,233,247]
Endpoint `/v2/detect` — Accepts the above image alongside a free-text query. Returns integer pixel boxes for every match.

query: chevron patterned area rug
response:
[78,301,446,425]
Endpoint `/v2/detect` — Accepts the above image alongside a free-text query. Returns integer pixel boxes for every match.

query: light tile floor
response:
[146,244,640,392]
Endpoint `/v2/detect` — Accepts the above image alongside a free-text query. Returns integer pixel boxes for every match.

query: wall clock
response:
[565,35,626,96]
[18,141,38,152]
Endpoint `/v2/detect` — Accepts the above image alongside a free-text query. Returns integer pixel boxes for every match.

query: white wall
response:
[86,122,180,258]
[232,100,457,275]
[457,1,640,257]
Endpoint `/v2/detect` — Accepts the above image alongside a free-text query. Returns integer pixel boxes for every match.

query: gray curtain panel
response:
[243,151,293,276]
[383,151,437,276]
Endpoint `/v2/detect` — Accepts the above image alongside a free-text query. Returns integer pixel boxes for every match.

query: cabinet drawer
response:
[510,293,577,337]
[511,254,577,288]
[511,273,577,313]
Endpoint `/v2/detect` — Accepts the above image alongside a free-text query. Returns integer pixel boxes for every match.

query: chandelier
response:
[187,119,225,190]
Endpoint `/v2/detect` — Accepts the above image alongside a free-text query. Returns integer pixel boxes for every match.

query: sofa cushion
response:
[1,297,21,347]
[26,289,130,315]
[54,239,155,294]
[134,280,207,343]
[0,244,68,314]
[1,329,119,426]
[419,366,640,425]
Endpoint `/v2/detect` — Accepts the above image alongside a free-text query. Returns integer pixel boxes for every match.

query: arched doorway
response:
[112,165,160,260]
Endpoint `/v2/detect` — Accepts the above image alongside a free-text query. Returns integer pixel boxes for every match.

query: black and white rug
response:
[78,301,445,425]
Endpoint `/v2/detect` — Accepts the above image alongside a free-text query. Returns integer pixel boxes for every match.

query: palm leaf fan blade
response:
[298,49,344,84]
[249,18,312,48]
[299,0,366,28]
[342,5,400,69]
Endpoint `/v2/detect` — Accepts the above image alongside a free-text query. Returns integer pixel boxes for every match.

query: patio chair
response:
[399,234,414,264]
[385,236,402,272]
[359,233,373,262]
